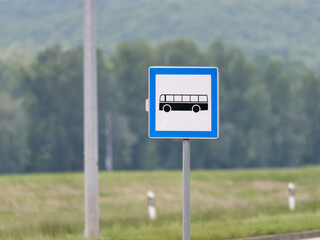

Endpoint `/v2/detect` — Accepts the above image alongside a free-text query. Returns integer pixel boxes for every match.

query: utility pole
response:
[105,112,113,171]
[83,0,100,238]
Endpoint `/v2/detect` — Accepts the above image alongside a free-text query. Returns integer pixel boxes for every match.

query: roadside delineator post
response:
[288,182,295,210]
[147,191,157,220]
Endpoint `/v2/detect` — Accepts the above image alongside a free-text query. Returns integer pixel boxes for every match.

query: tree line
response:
[0,39,320,173]
[2,1,320,71]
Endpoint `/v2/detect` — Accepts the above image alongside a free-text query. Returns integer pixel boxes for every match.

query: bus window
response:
[174,95,182,101]
[191,95,198,102]
[166,95,174,101]
[199,95,207,102]
[183,95,190,102]
[160,95,165,102]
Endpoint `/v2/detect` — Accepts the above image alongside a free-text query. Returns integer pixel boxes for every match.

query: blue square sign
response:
[147,67,219,139]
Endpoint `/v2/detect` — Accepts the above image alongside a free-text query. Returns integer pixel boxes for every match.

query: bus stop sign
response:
[147,67,219,139]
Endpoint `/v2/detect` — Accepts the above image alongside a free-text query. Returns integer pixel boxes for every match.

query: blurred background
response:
[1,0,320,173]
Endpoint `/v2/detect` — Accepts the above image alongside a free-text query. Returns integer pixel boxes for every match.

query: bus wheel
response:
[163,104,171,113]
[192,105,200,113]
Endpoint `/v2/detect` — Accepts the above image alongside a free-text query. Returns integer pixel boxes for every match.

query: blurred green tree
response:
[0,92,25,173]
[2,39,318,173]
[22,46,84,172]
[22,45,113,172]
[110,40,159,169]
[0,59,26,173]
[297,70,320,165]
[191,41,271,169]
[262,60,295,166]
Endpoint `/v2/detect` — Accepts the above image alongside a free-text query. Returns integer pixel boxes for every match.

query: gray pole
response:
[183,139,190,240]
[83,0,100,237]
[105,112,113,171]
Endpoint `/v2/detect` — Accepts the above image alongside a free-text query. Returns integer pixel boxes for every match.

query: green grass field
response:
[0,167,320,240]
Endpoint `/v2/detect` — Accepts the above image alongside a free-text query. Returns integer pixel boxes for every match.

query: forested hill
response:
[1,0,320,70]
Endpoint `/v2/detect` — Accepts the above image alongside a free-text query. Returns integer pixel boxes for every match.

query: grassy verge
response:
[0,167,319,239]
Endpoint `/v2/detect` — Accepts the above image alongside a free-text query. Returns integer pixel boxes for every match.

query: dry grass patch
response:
[1,167,320,240]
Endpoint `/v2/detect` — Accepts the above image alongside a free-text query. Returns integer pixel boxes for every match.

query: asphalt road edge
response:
[228,230,320,240]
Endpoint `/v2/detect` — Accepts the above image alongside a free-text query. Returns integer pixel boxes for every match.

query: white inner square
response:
[155,74,212,131]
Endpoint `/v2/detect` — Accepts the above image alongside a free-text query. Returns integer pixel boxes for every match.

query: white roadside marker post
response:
[147,191,157,220]
[288,182,295,210]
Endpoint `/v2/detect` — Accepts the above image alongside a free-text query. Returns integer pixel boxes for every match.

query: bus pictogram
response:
[159,94,208,113]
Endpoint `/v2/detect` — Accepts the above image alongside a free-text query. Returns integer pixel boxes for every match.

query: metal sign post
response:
[183,139,190,240]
